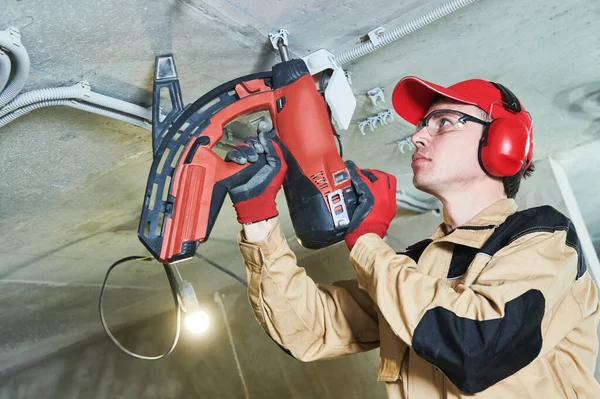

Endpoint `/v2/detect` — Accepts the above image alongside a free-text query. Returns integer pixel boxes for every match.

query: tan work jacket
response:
[237,199,600,398]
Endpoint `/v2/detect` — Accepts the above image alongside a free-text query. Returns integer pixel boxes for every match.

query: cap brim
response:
[391,76,478,125]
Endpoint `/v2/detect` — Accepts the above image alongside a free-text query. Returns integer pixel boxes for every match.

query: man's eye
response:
[439,118,453,127]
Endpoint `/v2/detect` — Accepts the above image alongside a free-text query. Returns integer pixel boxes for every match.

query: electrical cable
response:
[195,253,247,287]
[99,256,181,360]
[100,252,247,359]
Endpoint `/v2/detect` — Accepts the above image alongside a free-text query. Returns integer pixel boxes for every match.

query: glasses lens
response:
[423,110,466,135]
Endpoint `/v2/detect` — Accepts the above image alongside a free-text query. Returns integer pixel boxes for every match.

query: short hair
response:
[504,163,535,199]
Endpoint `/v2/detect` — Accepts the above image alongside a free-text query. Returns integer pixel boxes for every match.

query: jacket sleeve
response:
[237,219,380,361]
[350,229,582,394]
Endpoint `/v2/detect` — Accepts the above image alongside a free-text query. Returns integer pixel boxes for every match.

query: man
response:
[225,77,600,397]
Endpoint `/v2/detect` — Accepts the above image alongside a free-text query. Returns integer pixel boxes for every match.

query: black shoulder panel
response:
[480,206,586,279]
[397,239,433,263]
[413,289,545,394]
[448,245,480,279]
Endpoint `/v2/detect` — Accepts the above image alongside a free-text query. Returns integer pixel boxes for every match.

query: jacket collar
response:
[430,198,519,248]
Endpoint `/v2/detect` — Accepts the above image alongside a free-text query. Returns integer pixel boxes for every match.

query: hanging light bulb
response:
[184,310,210,334]
[172,264,210,334]
[178,281,210,334]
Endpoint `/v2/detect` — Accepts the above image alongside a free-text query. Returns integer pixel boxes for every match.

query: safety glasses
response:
[415,109,490,136]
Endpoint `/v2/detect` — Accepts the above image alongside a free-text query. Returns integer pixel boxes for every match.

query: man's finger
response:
[225,148,247,164]
[245,136,264,155]
[239,143,259,162]
[226,143,257,164]
[257,120,273,134]
[259,130,278,157]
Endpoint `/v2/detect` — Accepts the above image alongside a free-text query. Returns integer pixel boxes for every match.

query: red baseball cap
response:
[391,76,532,129]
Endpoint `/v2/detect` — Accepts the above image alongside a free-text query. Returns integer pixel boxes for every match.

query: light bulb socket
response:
[179,281,201,314]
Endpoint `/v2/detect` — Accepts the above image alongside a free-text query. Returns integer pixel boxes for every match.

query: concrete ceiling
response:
[1,0,599,373]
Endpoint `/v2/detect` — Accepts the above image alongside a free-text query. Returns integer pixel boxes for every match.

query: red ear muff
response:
[479,117,530,177]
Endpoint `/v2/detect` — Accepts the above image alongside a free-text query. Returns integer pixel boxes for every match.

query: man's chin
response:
[412,175,435,196]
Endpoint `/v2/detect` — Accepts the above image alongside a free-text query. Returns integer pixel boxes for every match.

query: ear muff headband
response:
[491,82,522,113]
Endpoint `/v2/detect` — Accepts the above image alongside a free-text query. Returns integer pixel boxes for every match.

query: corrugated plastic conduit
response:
[0,0,479,131]
[0,27,152,129]
[0,28,30,108]
[335,0,481,65]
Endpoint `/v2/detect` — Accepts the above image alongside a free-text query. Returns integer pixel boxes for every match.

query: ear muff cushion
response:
[480,118,530,177]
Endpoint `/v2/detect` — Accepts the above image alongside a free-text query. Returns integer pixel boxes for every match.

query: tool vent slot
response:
[149,183,158,211]
[157,148,170,174]
[156,212,165,236]
[310,171,330,192]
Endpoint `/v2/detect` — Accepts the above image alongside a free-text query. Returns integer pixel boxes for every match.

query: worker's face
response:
[410,99,489,197]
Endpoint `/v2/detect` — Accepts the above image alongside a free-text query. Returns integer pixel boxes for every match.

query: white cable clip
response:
[358,109,395,135]
[7,27,22,44]
[396,137,416,154]
[78,81,92,100]
[367,116,379,131]
[358,120,369,135]
[268,28,289,50]
[378,109,394,124]
[367,87,384,106]
[367,27,386,47]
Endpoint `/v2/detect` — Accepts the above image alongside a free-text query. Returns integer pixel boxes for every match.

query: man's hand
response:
[226,125,287,225]
[344,160,397,250]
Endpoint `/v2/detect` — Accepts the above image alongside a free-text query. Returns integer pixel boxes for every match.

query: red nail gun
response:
[138,44,359,264]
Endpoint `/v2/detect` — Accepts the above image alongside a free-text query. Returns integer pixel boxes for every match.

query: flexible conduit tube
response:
[0,82,91,117]
[0,99,151,130]
[87,91,151,120]
[335,0,480,65]
[0,50,11,93]
[0,28,30,107]
[0,81,152,121]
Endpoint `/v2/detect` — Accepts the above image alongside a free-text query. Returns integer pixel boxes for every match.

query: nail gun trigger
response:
[184,136,211,164]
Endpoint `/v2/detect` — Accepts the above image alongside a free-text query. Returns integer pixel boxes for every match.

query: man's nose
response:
[411,126,430,148]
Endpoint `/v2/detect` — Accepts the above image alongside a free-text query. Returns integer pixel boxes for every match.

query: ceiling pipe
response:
[335,0,481,65]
